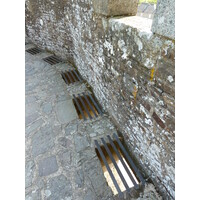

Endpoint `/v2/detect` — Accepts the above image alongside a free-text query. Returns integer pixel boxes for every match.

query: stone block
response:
[74,136,90,152]
[45,175,72,200]
[151,0,175,39]
[92,0,138,17]
[55,100,78,124]
[32,126,54,157]
[25,160,35,188]
[38,156,58,176]
[58,150,73,169]
[25,189,41,200]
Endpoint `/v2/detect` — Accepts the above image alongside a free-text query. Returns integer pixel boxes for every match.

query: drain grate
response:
[26,47,41,55]
[73,92,103,120]
[43,55,62,65]
[61,70,82,85]
[95,133,145,197]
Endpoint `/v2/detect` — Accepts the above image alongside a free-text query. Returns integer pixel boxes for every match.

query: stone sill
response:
[108,16,153,37]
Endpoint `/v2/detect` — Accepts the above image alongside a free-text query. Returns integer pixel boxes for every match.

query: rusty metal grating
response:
[26,47,41,55]
[95,133,145,197]
[61,70,82,85]
[43,55,62,65]
[73,92,103,120]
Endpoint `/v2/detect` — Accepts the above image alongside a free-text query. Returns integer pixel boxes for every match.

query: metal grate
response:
[95,133,145,197]
[61,70,83,85]
[26,47,41,55]
[43,55,62,65]
[72,92,103,120]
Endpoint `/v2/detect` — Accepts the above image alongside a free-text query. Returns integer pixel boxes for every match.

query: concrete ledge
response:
[109,16,152,34]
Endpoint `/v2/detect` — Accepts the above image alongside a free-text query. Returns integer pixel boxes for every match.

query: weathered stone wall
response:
[25,0,175,199]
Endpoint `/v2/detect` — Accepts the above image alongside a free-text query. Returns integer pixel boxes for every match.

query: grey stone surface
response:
[74,135,90,152]
[25,160,35,188]
[25,189,41,200]
[58,150,73,170]
[58,137,73,148]
[25,113,40,126]
[151,0,175,39]
[75,169,84,188]
[32,126,55,157]
[42,102,52,114]
[38,156,58,176]
[26,118,44,135]
[65,123,78,135]
[45,175,72,200]
[83,189,96,200]
[93,0,138,17]
[56,100,78,124]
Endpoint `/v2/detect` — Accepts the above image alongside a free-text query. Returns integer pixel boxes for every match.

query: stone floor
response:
[25,40,162,200]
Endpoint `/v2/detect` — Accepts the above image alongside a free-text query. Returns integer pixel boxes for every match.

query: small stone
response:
[26,118,44,135]
[44,190,51,197]
[89,132,97,137]
[84,189,96,200]
[25,113,40,126]
[32,125,54,157]
[75,169,84,188]
[46,175,72,199]
[25,160,35,188]
[25,190,41,200]
[58,137,72,148]
[65,124,78,135]
[74,136,89,152]
[42,102,52,114]
[38,156,58,176]
[59,151,72,169]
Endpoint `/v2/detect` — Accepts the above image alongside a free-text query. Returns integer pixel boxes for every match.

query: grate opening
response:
[72,93,103,120]
[43,55,62,65]
[95,134,145,197]
[61,70,82,85]
[26,47,41,55]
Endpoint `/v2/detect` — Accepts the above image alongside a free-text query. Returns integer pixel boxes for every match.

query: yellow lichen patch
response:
[133,85,138,100]
[150,67,155,81]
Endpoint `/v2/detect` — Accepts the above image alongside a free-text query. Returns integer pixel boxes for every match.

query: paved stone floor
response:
[25,41,161,200]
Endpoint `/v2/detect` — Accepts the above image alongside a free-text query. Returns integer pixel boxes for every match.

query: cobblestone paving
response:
[25,41,162,200]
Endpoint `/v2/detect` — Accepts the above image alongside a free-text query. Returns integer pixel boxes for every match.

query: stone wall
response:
[25,0,175,199]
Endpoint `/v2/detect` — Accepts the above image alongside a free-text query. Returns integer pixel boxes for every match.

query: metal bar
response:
[107,135,139,189]
[43,57,55,65]
[61,72,69,85]
[34,48,41,53]
[73,70,82,81]
[30,48,41,53]
[82,93,98,118]
[73,94,87,121]
[113,133,145,185]
[49,56,61,63]
[27,49,38,54]
[45,57,58,64]
[88,93,103,116]
[95,140,123,198]
[68,70,77,82]
[78,94,92,120]
[101,138,130,193]
[65,71,73,84]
